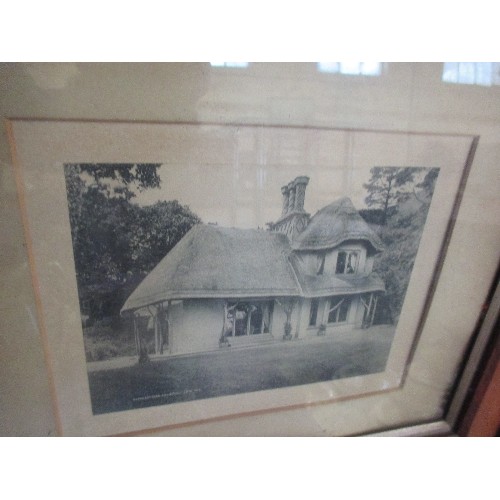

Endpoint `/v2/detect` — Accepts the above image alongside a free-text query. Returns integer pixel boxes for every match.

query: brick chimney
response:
[281,185,290,217]
[293,176,309,212]
[287,181,296,214]
[269,176,310,240]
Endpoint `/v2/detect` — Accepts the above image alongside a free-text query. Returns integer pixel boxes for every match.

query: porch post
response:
[133,314,140,356]
[294,300,303,339]
[321,298,329,326]
[134,315,149,364]
[164,301,171,354]
[369,295,379,327]
[246,307,252,336]
[365,293,374,328]
[154,309,159,355]
[220,301,228,346]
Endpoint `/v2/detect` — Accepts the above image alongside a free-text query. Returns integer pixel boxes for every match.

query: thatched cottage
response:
[121,176,385,359]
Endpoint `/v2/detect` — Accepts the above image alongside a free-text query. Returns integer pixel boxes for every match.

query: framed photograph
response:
[8,119,477,436]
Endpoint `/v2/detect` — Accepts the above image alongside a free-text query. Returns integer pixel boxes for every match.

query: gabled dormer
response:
[290,197,384,278]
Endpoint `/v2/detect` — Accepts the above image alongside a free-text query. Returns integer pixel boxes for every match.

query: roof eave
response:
[121,289,302,314]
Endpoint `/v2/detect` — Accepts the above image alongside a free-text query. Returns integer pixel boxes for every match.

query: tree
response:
[69,163,162,199]
[365,167,440,322]
[416,168,439,196]
[363,167,426,225]
[64,163,162,254]
[63,164,200,323]
[129,201,201,273]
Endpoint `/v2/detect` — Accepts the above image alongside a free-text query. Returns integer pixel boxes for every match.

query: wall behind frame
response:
[1,62,499,436]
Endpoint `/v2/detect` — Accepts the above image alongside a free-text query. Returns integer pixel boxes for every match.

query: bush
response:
[83,321,136,362]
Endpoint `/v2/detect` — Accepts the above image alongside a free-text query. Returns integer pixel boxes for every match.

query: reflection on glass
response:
[318,62,381,76]
[210,62,249,68]
[442,62,499,87]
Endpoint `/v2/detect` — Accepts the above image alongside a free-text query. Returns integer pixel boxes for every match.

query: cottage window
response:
[336,251,359,274]
[327,296,351,324]
[309,299,319,326]
[225,301,273,336]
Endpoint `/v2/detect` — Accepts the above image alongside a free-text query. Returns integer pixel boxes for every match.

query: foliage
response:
[64,164,201,323]
[73,163,162,199]
[358,207,396,226]
[363,167,428,225]
[366,167,439,321]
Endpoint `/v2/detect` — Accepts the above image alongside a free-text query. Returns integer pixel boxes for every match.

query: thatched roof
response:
[121,224,301,312]
[292,197,384,253]
[122,198,386,313]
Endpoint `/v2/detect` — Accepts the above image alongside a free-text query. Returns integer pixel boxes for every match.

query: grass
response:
[87,325,395,415]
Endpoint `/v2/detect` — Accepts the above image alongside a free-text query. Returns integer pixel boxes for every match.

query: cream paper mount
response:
[8,119,477,436]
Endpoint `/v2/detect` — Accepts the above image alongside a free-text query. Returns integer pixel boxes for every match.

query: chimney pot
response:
[281,185,290,216]
[287,182,296,213]
[293,176,309,212]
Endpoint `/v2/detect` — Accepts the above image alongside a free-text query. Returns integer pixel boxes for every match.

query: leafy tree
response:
[70,163,162,199]
[416,167,439,199]
[63,164,200,324]
[366,167,440,322]
[363,167,426,225]
[129,201,201,273]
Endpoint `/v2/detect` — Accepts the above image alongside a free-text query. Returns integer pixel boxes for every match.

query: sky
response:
[127,125,431,229]
[133,162,377,229]
[74,125,433,230]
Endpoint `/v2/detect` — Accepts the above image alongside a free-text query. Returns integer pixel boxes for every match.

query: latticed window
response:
[224,301,273,337]
[327,296,351,323]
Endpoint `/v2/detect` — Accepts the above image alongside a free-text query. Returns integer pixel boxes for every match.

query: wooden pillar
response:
[136,311,150,364]
[295,299,303,339]
[223,301,227,334]
[164,301,171,354]
[321,298,329,326]
[154,311,159,355]
[220,301,228,346]
[260,304,265,334]
[367,293,374,320]
[246,308,251,335]
[370,295,378,327]
[133,314,140,356]
[158,304,163,354]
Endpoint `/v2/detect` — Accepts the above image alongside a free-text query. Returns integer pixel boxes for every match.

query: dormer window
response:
[336,251,359,275]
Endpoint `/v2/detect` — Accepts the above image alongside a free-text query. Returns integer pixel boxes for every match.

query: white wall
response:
[170,299,223,355]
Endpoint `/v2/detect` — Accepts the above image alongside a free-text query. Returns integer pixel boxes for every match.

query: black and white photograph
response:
[7,118,478,435]
[63,133,440,415]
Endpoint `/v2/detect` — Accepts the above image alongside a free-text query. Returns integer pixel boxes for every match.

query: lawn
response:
[87,325,395,415]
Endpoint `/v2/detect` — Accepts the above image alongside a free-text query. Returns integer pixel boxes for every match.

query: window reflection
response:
[210,62,249,68]
[442,62,500,87]
[318,62,381,76]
